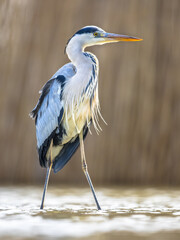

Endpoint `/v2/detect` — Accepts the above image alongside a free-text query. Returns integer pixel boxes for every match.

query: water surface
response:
[0,186,180,239]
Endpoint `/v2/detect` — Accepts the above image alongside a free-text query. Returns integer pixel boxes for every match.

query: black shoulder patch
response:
[75,27,99,35]
[56,75,66,91]
[56,75,66,100]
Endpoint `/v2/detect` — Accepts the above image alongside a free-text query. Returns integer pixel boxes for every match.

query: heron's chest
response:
[61,91,97,143]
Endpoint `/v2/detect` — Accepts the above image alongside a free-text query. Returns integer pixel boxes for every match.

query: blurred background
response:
[0,0,180,186]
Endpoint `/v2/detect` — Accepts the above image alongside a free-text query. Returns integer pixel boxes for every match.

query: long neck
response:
[64,38,99,107]
[66,37,89,67]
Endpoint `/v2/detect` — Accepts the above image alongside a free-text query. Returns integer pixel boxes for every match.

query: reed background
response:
[0,0,180,185]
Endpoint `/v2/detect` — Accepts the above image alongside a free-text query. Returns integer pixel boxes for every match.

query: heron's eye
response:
[93,32,98,37]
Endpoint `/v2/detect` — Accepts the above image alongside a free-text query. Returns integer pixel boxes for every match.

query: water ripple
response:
[0,186,180,239]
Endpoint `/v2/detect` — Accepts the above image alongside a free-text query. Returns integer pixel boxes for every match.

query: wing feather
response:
[32,78,64,148]
[30,63,76,168]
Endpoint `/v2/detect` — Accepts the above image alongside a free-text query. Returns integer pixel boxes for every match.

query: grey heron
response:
[30,25,142,210]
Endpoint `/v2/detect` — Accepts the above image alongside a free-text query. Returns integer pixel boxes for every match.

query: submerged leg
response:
[79,131,101,210]
[40,141,53,209]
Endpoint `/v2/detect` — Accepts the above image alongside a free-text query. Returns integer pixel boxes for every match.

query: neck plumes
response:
[65,36,97,102]
[64,36,104,133]
[64,37,92,107]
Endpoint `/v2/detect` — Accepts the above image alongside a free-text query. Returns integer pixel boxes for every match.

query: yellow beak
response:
[103,33,143,42]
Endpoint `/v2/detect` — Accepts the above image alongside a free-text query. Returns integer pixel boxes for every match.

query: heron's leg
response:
[40,141,53,209]
[79,131,101,210]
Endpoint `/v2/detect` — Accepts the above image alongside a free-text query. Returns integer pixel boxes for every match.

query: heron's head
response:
[65,25,142,53]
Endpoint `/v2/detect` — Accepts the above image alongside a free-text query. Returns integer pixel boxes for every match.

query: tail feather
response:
[52,127,88,173]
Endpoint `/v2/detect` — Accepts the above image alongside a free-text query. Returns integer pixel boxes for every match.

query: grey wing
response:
[31,63,76,148]
[30,63,76,167]
[31,78,64,149]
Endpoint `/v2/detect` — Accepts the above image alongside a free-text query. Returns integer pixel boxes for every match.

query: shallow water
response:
[0,186,180,240]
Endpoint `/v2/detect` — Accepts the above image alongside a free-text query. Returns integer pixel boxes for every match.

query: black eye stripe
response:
[75,27,99,35]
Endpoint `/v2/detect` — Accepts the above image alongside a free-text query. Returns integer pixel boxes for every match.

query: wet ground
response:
[0,186,180,240]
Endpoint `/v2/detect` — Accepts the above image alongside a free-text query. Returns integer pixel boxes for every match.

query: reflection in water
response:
[0,186,180,239]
